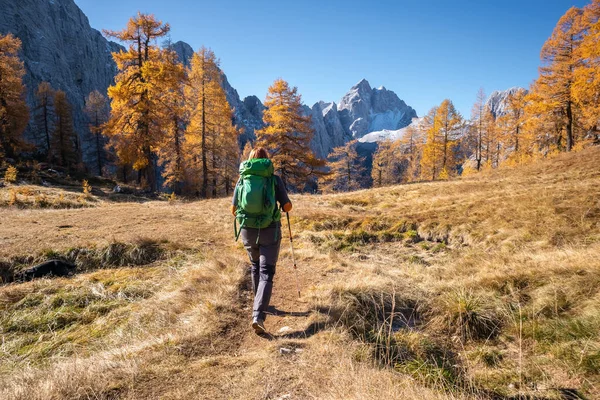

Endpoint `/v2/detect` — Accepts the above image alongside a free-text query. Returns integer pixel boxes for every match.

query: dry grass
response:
[0,147,599,399]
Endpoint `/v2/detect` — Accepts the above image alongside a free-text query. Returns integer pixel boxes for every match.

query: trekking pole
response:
[286,212,301,299]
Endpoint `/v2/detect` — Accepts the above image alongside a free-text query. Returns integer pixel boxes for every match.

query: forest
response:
[1,1,599,195]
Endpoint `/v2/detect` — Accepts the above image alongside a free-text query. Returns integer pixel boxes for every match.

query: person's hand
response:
[231,205,237,216]
[282,202,292,213]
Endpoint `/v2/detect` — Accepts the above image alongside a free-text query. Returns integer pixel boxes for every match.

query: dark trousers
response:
[240,225,281,321]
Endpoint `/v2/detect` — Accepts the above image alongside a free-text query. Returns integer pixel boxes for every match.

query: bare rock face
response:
[0,0,123,169]
[337,79,417,139]
[486,87,527,118]
[306,101,351,159]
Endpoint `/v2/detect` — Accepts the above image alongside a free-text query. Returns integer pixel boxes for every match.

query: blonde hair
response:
[248,147,270,160]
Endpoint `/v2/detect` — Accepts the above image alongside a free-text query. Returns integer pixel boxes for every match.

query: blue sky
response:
[74,0,589,117]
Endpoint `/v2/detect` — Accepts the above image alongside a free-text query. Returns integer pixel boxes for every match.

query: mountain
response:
[305,80,417,158]
[486,87,527,118]
[1,0,416,168]
[0,0,123,167]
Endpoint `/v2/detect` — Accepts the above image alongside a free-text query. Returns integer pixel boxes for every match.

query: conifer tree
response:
[153,46,186,193]
[0,33,29,161]
[470,88,487,171]
[184,47,238,197]
[104,13,171,191]
[35,82,55,159]
[537,7,585,152]
[371,139,400,187]
[84,90,109,176]
[52,91,80,167]
[420,106,443,181]
[437,99,462,177]
[497,88,528,162]
[397,124,423,182]
[573,0,600,141]
[322,140,365,192]
[255,78,325,190]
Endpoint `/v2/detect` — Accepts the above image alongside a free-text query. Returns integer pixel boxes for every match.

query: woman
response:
[231,147,292,334]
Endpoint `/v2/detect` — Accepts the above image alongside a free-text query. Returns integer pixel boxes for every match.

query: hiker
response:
[231,147,292,334]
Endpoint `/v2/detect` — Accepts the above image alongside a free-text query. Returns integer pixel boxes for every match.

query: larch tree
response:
[322,140,365,192]
[184,47,236,197]
[104,12,171,191]
[35,82,55,159]
[470,88,487,171]
[573,0,600,142]
[51,90,80,168]
[437,99,463,178]
[0,33,29,161]
[371,139,401,187]
[84,90,109,176]
[420,106,443,181]
[497,88,528,163]
[482,106,499,167]
[153,46,186,193]
[255,78,326,190]
[536,6,585,152]
[397,123,423,182]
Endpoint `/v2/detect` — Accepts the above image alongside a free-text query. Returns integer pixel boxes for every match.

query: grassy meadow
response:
[0,147,599,399]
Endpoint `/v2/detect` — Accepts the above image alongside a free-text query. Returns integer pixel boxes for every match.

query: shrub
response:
[4,165,18,183]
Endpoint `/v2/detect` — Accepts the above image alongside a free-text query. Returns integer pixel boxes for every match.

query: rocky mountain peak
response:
[486,87,527,118]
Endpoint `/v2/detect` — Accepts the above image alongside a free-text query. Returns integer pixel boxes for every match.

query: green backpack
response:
[234,158,281,241]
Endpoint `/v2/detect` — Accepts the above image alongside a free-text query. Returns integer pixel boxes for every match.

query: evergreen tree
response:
[255,78,325,190]
[84,90,109,176]
[104,13,171,191]
[51,91,80,167]
[322,140,365,192]
[35,82,55,159]
[0,33,29,161]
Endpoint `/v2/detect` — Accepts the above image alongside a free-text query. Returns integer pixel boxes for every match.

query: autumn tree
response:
[397,124,423,182]
[51,91,80,167]
[84,90,109,175]
[255,78,325,190]
[371,139,400,187]
[420,106,443,180]
[104,13,171,191]
[35,82,55,159]
[322,140,365,192]
[470,88,487,171]
[497,88,528,163]
[536,7,585,152]
[0,33,29,161]
[573,0,600,141]
[437,99,463,177]
[153,46,186,193]
[184,47,239,197]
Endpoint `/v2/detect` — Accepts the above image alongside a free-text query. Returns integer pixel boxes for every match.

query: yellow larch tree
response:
[152,46,187,194]
[470,88,487,171]
[371,139,401,187]
[437,99,463,177]
[184,47,238,197]
[322,140,365,193]
[573,0,600,143]
[536,7,585,152]
[255,78,326,190]
[420,106,443,181]
[397,123,423,182]
[0,33,29,161]
[496,88,529,164]
[104,12,171,191]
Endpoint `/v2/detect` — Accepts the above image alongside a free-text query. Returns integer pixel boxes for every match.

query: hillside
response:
[0,147,599,399]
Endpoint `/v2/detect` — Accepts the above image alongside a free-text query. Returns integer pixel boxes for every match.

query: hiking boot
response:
[252,318,266,334]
